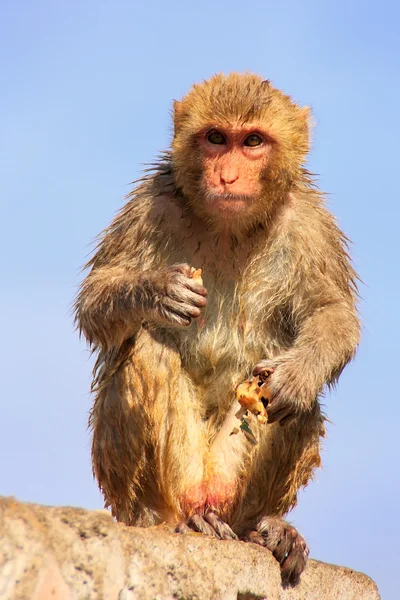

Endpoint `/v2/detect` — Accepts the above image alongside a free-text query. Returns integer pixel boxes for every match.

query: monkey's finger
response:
[166,283,207,306]
[172,286,207,308]
[204,512,238,540]
[184,290,208,308]
[183,279,208,297]
[258,382,273,403]
[180,303,203,318]
[267,404,294,424]
[267,411,291,424]
[280,537,309,587]
[242,530,267,546]
[157,304,192,327]
[273,529,294,564]
[175,521,192,534]
[253,361,276,377]
[162,297,201,320]
[188,514,220,538]
[279,413,298,427]
[170,263,193,277]
[169,264,206,294]
[172,272,207,296]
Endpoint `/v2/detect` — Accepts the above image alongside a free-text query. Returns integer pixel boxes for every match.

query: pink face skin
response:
[197,126,274,216]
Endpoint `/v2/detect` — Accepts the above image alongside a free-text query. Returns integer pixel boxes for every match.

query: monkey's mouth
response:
[204,192,256,213]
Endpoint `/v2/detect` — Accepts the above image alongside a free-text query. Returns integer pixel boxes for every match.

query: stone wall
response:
[0,497,380,600]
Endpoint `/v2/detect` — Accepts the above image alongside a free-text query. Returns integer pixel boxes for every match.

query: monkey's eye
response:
[207,130,226,145]
[243,134,263,147]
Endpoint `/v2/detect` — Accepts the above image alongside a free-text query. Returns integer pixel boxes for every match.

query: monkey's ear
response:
[173,100,186,134]
[298,106,314,135]
[299,106,311,124]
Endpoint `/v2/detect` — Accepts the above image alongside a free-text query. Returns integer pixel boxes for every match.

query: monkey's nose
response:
[220,172,239,185]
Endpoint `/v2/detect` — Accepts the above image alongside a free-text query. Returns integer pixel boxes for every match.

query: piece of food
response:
[190,267,203,285]
[236,379,268,424]
[235,369,274,425]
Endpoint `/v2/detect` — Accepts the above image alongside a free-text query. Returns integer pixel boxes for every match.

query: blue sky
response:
[1,1,399,597]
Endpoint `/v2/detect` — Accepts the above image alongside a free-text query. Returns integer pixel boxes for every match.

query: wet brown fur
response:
[74,73,360,533]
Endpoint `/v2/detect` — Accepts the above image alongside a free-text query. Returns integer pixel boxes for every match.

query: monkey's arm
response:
[75,182,207,350]
[254,203,361,424]
[254,292,360,423]
[75,262,207,350]
[75,264,143,350]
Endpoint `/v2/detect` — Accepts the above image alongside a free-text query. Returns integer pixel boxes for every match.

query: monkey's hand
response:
[252,358,312,426]
[137,263,208,328]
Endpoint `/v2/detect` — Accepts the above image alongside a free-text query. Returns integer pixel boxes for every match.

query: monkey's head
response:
[172,73,311,229]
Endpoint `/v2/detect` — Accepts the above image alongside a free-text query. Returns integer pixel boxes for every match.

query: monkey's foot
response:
[241,516,309,587]
[175,511,238,540]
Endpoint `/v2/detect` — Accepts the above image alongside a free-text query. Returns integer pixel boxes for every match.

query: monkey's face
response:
[172,73,311,229]
[197,125,273,218]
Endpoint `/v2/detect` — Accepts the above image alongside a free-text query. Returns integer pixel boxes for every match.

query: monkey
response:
[74,73,360,587]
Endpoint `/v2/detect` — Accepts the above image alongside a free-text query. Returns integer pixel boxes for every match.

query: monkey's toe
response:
[204,511,238,540]
[241,516,308,587]
[175,511,237,540]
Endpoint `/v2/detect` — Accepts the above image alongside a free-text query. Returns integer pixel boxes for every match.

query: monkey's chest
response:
[175,296,269,378]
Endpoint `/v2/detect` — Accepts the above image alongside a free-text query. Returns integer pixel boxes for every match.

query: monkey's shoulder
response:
[124,170,189,231]
[265,190,357,293]
[279,191,350,255]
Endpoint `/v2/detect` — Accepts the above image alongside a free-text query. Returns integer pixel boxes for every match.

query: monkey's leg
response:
[175,398,251,540]
[232,403,324,585]
[242,517,309,587]
[90,328,208,526]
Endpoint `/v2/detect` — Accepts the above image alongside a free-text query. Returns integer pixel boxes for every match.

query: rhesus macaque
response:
[75,73,360,586]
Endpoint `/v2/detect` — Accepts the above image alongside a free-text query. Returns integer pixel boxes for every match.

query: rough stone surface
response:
[0,496,380,600]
